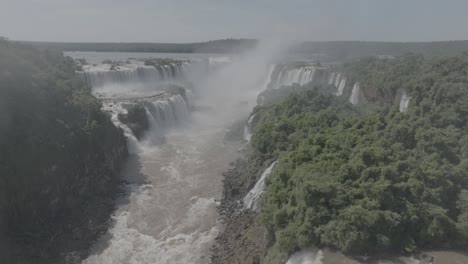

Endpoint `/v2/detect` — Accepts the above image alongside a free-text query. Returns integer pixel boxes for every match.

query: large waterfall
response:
[102,92,190,151]
[82,62,194,89]
[267,65,330,89]
[262,64,349,98]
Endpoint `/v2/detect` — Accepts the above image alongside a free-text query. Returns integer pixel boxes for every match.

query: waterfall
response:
[146,94,190,130]
[349,83,360,105]
[286,249,324,264]
[328,72,336,85]
[243,113,257,142]
[102,103,140,154]
[82,62,192,88]
[243,161,277,211]
[336,77,347,96]
[269,65,325,89]
[334,73,342,87]
[103,93,190,148]
[265,65,348,96]
[262,64,276,91]
[399,92,411,112]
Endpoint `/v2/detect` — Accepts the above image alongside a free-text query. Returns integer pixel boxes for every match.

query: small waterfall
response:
[399,92,411,112]
[102,104,140,154]
[286,249,324,264]
[243,113,257,142]
[349,83,360,105]
[243,161,277,211]
[328,72,336,85]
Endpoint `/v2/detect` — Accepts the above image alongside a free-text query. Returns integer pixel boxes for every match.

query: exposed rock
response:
[212,159,270,264]
[118,104,150,140]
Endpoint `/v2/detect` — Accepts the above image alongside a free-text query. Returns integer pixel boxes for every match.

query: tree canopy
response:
[249,54,468,255]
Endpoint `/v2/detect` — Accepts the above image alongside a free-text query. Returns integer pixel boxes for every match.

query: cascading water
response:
[82,62,194,89]
[243,161,277,211]
[350,83,360,105]
[242,113,256,142]
[268,65,326,89]
[77,52,259,264]
[263,64,348,97]
[102,93,190,149]
[399,92,411,112]
[286,249,324,264]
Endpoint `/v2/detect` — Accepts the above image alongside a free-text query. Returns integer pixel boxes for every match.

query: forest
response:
[0,39,127,263]
[249,54,468,255]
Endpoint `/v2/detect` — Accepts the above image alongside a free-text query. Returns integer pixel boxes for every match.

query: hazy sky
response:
[1,0,468,43]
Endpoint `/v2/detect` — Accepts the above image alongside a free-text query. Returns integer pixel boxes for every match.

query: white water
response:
[80,56,242,264]
[336,77,347,96]
[399,92,411,112]
[350,83,360,105]
[83,117,240,264]
[243,113,257,142]
[78,40,287,263]
[243,161,277,211]
[286,249,324,264]
[82,63,193,89]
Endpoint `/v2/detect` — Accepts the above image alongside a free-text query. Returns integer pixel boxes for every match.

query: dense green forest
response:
[0,39,127,263]
[248,54,468,255]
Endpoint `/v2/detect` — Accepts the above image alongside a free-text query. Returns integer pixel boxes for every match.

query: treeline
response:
[22,38,258,54]
[19,38,468,59]
[295,40,468,61]
[247,54,468,257]
[0,39,127,263]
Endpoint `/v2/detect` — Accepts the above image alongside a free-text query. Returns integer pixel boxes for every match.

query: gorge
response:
[2,38,468,264]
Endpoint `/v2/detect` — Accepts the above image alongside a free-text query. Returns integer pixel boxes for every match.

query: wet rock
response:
[118,104,149,140]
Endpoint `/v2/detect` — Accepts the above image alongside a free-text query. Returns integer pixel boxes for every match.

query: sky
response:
[1,0,468,43]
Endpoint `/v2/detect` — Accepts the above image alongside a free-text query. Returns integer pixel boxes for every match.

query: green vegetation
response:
[249,54,468,255]
[0,39,127,263]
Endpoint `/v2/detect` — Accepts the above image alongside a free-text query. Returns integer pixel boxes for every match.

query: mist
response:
[192,38,294,127]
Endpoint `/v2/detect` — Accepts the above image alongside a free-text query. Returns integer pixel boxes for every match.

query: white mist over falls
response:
[68,41,291,264]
